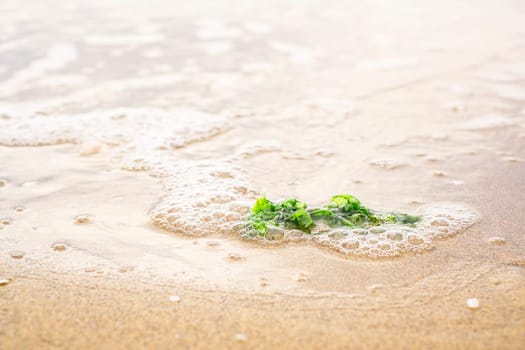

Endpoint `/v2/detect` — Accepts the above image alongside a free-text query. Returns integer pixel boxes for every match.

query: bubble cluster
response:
[0,106,259,240]
[150,159,256,235]
[240,203,479,258]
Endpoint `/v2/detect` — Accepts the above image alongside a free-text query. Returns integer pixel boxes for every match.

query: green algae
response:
[241,194,420,238]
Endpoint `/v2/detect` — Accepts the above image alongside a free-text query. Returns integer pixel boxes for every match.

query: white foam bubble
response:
[0,108,229,153]
[150,159,256,236]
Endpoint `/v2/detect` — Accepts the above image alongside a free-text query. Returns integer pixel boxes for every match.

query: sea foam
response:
[0,107,479,258]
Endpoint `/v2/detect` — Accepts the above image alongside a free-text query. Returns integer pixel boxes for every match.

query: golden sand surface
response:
[0,142,524,349]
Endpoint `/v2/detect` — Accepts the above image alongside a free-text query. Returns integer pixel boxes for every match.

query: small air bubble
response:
[287,229,304,238]
[396,242,406,249]
[370,227,385,234]
[386,231,403,241]
[431,218,449,226]
[206,240,221,247]
[378,243,391,250]
[264,230,284,241]
[74,215,92,224]
[200,215,212,222]
[353,229,368,235]
[167,214,180,223]
[260,277,269,287]
[407,235,424,245]
[212,211,225,219]
[227,252,243,261]
[52,243,67,251]
[225,212,240,222]
[233,186,248,194]
[341,240,359,249]
[9,251,24,259]
[295,272,308,282]
[328,230,347,240]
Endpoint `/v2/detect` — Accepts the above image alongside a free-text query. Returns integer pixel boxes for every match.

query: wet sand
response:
[1,140,524,349]
[1,0,525,348]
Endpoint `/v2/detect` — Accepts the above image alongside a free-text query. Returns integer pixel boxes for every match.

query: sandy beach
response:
[1,0,525,348]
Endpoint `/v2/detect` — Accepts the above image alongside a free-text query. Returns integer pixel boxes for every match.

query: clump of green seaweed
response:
[241,194,420,238]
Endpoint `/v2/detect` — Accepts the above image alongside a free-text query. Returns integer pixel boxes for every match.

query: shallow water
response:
[1,0,525,348]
